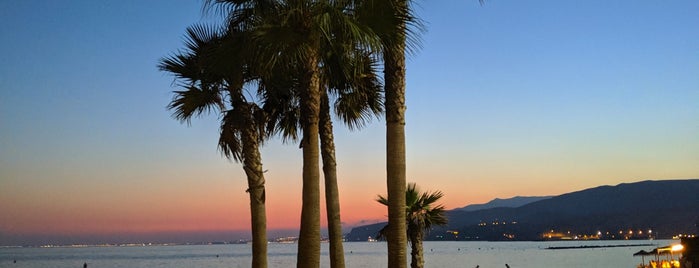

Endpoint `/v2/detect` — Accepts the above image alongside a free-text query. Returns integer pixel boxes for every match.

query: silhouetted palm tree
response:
[205,1,381,267]
[357,1,481,266]
[318,48,383,268]
[262,47,383,268]
[159,24,270,268]
[377,183,448,268]
[355,2,422,266]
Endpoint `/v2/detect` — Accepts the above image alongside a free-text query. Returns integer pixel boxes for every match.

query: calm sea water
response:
[0,240,676,268]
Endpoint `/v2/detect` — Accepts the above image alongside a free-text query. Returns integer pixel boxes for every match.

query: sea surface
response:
[0,240,676,268]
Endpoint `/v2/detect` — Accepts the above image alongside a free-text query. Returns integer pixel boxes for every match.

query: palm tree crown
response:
[377,182,448,268]
[377,183,448,236]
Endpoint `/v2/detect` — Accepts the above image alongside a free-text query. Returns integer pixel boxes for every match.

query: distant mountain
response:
[346,179,699,241]
[454,196,552,212]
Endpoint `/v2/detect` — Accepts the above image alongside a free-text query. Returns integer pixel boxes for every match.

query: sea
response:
[0,240,676,268]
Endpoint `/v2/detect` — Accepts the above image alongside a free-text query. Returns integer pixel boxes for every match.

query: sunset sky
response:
[1,0,697,246]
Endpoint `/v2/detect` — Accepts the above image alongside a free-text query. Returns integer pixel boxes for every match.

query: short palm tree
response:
[159,24,270,268]
[377,183,448,268]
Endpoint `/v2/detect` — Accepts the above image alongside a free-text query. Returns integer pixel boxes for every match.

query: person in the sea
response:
[83,262,87,268]
[506,264,511,268]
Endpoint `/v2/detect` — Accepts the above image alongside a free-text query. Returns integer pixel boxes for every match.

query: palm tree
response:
[377,183,448,268]
[357,1,481,266]
[208,3,323,266]
[316,50,384,268]
[159,25,270,268]
[262,48,383,268]
[205,1,381,267]
[355,2,420,266]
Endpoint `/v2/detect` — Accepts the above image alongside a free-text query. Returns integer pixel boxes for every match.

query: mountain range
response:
[346,179,699,241]
[453,196,552,212]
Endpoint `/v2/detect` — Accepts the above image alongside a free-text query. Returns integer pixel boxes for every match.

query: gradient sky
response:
[1,0,697,245]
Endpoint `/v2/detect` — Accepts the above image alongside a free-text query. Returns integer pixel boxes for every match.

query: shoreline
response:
[546,243,656,250]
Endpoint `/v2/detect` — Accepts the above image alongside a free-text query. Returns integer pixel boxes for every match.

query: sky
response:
[1,0,697,246]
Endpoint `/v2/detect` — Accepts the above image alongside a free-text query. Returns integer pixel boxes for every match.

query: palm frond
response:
[375,224,389,241]
[317,3,382,54]
[250,104,270,143]
[405,182,420,208]
[333,81,383,130]
[158,53,199,82]
[167,86,225,124]
[321,43,383,131]
[260,76,302,142]
[353,0,424,56]
[183,24,223,54]
[376,182,449,239]
[376,194,389,206]
[419,190,445,207]
[218,109,245,162]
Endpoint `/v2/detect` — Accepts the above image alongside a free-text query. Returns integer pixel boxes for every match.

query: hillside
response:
[453,196,552,212]
[346,179,699,241]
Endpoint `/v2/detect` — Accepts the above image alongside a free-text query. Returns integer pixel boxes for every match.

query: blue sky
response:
[1,0,697,244]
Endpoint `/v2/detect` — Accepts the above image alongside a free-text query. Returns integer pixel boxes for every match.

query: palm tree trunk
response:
[241,129,268,268]
[384,2,408,266]
[409,228,424,268]
[297,49,322,268]
[319,91,346,268]
[244,141,267,268]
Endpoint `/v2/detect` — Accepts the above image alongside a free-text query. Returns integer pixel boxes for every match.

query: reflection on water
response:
[0,240,676,268]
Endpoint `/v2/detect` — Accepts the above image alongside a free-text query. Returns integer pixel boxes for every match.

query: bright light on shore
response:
[671,244,684,252]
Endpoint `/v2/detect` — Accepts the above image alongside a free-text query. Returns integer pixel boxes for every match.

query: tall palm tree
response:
[210,3,323,266]
[318,49,383,268]
[262,48,383,268]
[206,1,381,267]
[357,1,481,266]
[377,183,448,268]
[356,2,420,266]
[159,24,270,268]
